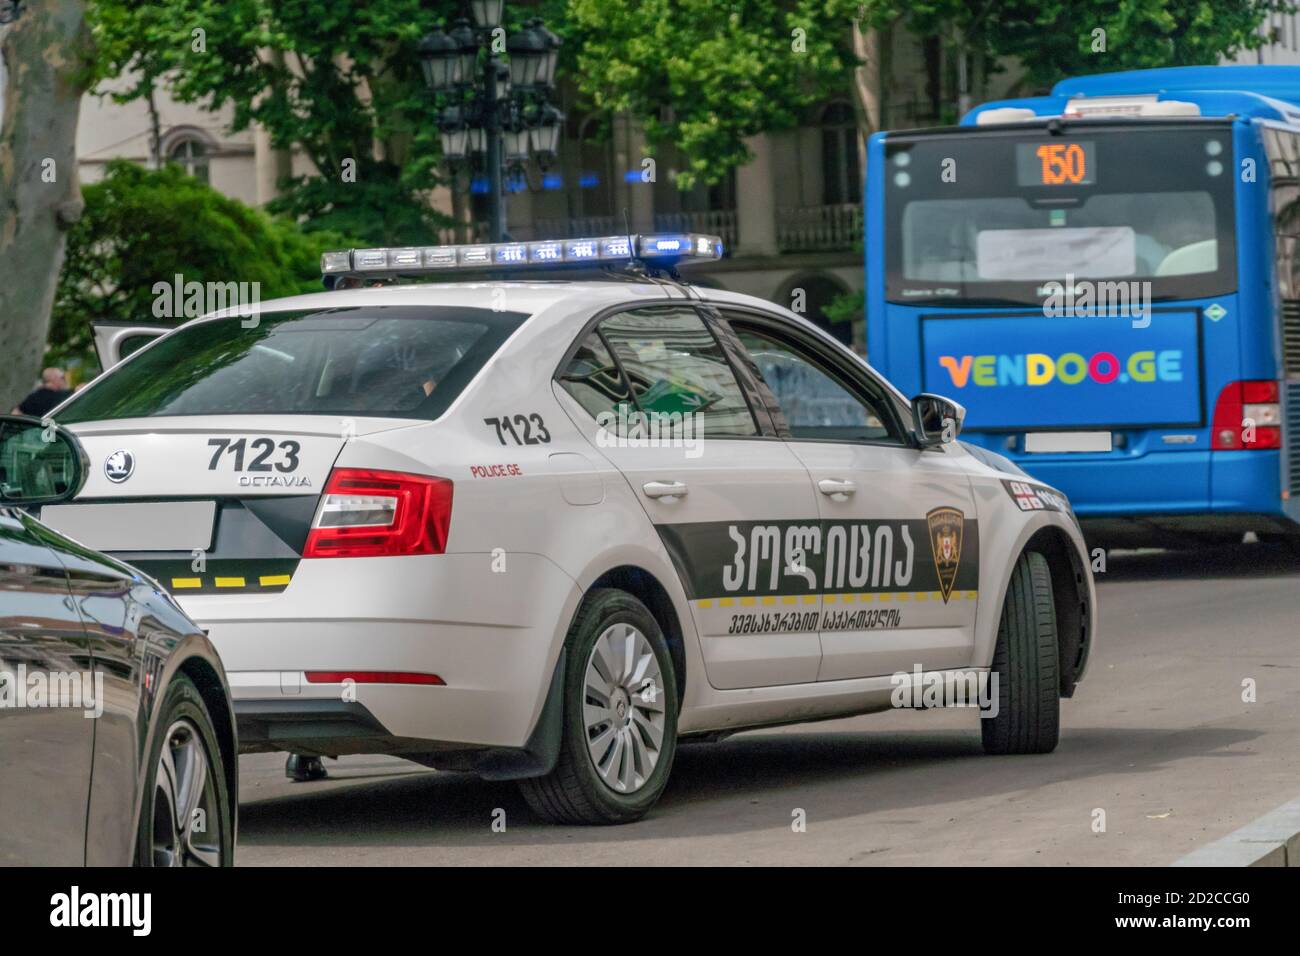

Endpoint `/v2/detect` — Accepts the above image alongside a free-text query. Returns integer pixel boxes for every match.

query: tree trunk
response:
[146,81,161,169]
[852,23,880,142]
[851,19,894,216]
[0,0,91,409]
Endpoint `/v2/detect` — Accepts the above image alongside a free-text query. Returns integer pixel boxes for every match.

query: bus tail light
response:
[304,468,453,558]
[1211,381,1281,450]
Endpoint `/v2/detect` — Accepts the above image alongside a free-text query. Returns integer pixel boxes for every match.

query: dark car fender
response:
[86,627,237,866]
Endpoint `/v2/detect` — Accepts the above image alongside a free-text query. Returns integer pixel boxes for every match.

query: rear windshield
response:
[884,124,1236,305]
[58,306,527,423]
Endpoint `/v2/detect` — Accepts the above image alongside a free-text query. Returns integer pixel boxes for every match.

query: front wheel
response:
[135,672,234,866]
[519,589,679,824]
[981,551,1060,755]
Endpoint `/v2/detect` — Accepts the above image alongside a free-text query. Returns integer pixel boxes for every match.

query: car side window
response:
[734,325,903,444]
[556,331,635,421]
[597,307,759,438]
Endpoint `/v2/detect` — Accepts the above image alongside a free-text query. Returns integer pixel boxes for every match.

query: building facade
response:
[75,17,1300,352]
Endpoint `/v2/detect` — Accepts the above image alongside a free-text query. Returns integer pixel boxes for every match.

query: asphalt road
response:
[235,540,1300,866]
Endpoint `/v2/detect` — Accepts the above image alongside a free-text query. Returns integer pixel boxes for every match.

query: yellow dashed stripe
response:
[259,574,292,587]
[171,578,202,589]
[214,576,246,588]
[694,590,979,607]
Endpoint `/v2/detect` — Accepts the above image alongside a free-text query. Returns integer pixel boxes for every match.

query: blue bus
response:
[866,65,1300,547]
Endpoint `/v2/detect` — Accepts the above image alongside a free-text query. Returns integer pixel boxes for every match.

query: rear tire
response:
[981,551,1060,755]
[519,588,679,824]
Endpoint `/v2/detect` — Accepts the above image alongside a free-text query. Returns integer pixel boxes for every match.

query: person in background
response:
[12,368,73,417]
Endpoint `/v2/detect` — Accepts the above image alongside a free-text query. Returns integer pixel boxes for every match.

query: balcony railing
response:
[776,203,862,253]
[436,222,487,245]
[439,204,856,258]
[527,215,622,240]
[653,210,737,251]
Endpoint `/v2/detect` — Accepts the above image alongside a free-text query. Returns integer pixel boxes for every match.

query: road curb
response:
[1172,796,1300,867]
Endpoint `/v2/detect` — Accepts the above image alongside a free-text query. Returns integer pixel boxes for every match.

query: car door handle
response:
[643,481,688,499]
[817,478,857,497]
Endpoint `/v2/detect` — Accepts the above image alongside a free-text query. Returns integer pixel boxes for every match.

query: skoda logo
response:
[104,450,135,483]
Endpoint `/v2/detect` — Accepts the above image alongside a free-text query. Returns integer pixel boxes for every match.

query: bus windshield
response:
[884,123,1237,306]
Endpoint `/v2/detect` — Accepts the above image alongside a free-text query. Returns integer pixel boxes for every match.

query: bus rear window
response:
[57,306,528,423]
[885,125,1235,305]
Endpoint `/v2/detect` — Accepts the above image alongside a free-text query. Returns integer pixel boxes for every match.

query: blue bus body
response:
[866,66,1300,544]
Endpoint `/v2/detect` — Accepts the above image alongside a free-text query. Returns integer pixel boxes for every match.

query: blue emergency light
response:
[320,232,723,279]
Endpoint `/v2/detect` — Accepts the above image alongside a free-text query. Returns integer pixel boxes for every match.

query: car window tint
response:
[736,327,899,443]
[57,306,527,423]
[556,331,635,421]
[599,308,758,438]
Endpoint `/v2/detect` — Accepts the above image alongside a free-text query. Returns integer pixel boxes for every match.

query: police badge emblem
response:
[926,506,965,603]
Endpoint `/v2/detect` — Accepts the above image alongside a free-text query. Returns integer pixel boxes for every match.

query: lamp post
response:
[419,4,563,243]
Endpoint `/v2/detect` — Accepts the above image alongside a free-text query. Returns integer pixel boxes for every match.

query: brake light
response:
[304,468,453,558]
[1211,381,1282,450]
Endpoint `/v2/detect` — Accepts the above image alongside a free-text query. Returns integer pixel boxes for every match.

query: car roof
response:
[212,277,785,316]
[231,279,668,317]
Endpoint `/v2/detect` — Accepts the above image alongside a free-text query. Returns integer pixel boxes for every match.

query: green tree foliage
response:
[87,0,172,164]
[52,161,353,368]
[86,0,457,244]
[567,0,862,188]
[860,0,1291,97]
[996,0,1292,89]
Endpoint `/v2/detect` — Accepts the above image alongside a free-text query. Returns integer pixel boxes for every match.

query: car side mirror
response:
[0,415,89,506]
[911,393,965,447]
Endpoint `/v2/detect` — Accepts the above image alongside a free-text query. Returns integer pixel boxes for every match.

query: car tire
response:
[981,551,1060,756]
[519,588,679,825]
[135,672,234,866]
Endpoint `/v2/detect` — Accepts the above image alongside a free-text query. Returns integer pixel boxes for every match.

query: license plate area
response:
[40,501,216,551]
[1023,431,1113,454]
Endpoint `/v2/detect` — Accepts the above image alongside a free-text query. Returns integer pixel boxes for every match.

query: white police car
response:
[44,233,1095,823]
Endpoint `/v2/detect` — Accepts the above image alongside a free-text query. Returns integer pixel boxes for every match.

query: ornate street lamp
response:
[530,103,564,161]
[418,26,460,93]
[438,106,470,162]
[506,20,546,89]
[468,0,504,31]
[449,19,478,88]
[502,120,531,165]
[420,3,563,243]
[534,20,562,89]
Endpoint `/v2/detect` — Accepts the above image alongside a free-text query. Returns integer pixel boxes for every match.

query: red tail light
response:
[1211,380,1281,450]
[304,468,453,558]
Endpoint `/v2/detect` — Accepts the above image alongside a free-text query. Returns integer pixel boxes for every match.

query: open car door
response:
[92,321,170,370]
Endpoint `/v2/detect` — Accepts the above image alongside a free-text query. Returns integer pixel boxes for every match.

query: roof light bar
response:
[321,232,724,279]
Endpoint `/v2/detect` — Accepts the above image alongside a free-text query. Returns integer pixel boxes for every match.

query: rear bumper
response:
[235,698,397,755]
[175,552,582,753]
